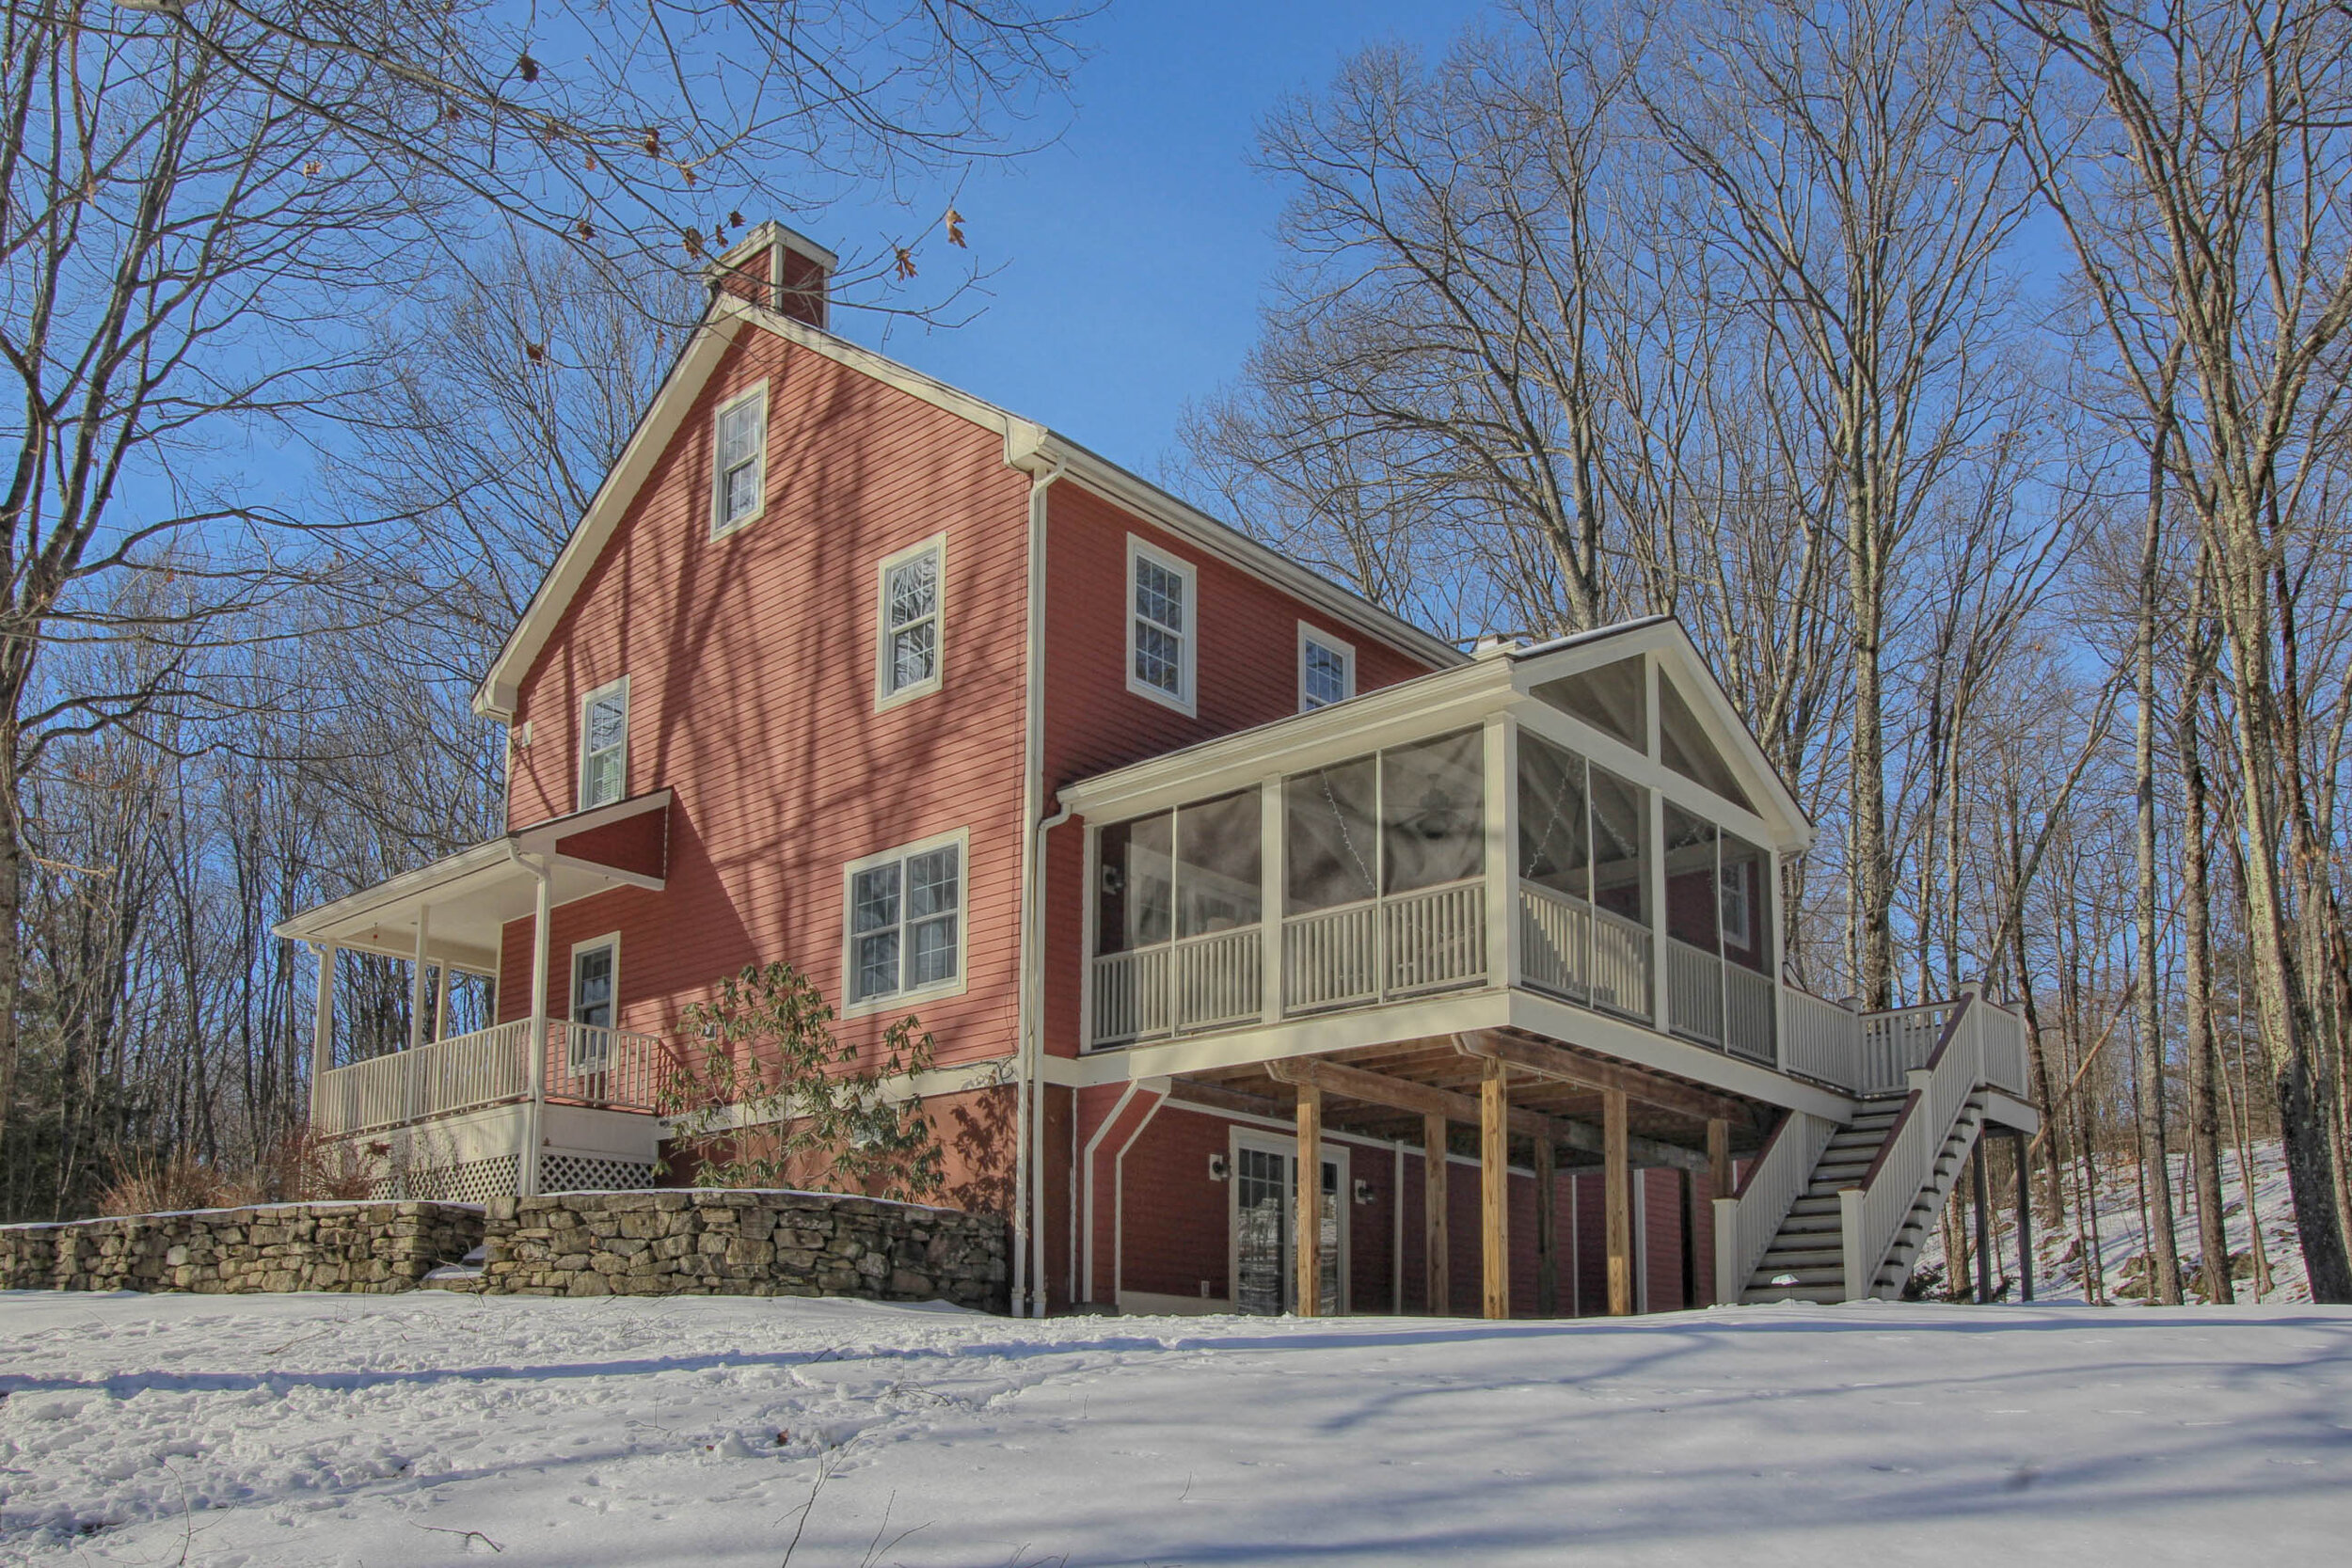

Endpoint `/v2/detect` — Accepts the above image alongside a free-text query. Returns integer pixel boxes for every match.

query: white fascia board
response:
[473,314,744,720]
[270,839,517,942]
[1056,657,1511,820]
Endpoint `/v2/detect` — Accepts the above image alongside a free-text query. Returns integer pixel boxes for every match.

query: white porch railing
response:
[314,1019,532,1135]
[1090,927,1263,1047]
[1840,995,1983,1299]
[1589,904,1654,1022]
[1782,988,1863,1089]
[1666,937,1724,1046]
[1713,1109,1836,1303]
[1518,881,1593,1002]
[1978,1001,2030,1095]
[314,1017,671,1136]
[1282,879,1487,1016]
[1859,1001,1956,1096]
[1724,963,1775,1064]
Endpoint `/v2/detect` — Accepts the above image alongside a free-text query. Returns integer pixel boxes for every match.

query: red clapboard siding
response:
[1037,482,1446,1058]
[496,327,1033,1071]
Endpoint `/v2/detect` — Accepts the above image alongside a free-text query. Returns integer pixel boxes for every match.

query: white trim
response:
[566,930,621,1069]
[1297,624,1357,711]
[840,826,972,1016]
[1229,1125,1350,1315]
[873,532,948,711]
[577,675,630,812]
[1125,535,1198,715]
[708,379,771,539]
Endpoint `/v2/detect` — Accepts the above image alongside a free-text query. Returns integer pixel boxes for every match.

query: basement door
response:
[1231,1130,1347,1316]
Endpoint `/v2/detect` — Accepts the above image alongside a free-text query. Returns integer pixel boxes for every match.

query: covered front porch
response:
[276,791,681,1199]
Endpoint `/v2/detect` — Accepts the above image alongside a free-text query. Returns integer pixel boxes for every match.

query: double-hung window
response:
[710,383,768,536]
[569,935,618,1069]
[1299,626,1355,711]
[845,830,967,1009]
[579,676,628,809]
[1127,537,1197,713]
[876,536,945,707]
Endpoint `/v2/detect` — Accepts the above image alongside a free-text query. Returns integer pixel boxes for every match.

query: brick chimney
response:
[707,220,835,330]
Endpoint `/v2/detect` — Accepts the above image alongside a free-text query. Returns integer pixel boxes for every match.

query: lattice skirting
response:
[394,1156,520,1205]
[538,1153,656,1194]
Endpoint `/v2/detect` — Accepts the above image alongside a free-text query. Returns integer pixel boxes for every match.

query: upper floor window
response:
[710,383,768,537]
[844,829,967,1010]
[1127,537,1197,714]
[579,675,629,809]
[1299,626,1355,711]
[876,535,945,708]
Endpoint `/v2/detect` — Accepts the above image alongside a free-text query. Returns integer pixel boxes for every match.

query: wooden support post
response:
[2013,1130,2034,1302]
[1423,1113,1450,1316]
[1295,1083,1323,1317]
[1534,1134,1558,1317]
[1973,1135,1993,1305]
[1481,1056,1510,1320]
[309,942,337,1130]
[1605,1088,1633,1316]
[1707,1118,1732,1200]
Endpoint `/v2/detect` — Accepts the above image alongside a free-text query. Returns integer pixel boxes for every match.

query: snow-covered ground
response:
[5,1292,2348,1566]
[1916,1139,2312,1305]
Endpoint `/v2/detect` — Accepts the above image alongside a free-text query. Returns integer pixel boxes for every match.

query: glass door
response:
[1232,1138,1345,1315]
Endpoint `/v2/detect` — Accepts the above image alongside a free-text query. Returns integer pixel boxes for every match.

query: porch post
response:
[1480,1055,1509,1320]
[309,941,337,1129]
[1972,1135,1993,1304]
[1707,1118,1732,1199]
[1534,1132,1558,1317]
[1645,791,1670,1026]
[1259,776,1283,1026]
[1482,714,1516,991]
[433,961,453,1044]
[522,860,553,1198]
[1295,1082,1323,1317]
[2013,1130,2034,1302]
[1605,1087,1633,1316]
[408,905,432,1053]
[1422,1112,1450,1316]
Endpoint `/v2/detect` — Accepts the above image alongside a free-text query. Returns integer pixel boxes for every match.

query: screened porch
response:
[1074,626,1804,1081]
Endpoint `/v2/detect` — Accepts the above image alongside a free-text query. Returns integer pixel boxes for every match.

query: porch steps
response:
[1740,1099,1986,1304]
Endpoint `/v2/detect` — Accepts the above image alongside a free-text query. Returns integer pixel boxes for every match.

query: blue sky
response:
[829,2,1491,477]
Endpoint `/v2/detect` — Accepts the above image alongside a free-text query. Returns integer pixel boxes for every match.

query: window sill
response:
[1125,673,1197,718]
[839,975,967,1019]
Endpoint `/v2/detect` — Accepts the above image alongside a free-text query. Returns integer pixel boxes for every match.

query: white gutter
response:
[1010,429,1066,1317]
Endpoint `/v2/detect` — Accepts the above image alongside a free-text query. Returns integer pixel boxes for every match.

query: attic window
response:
[1533,655,1646,751]
[580,676,629,809]
[711,382,768,537]
[1659,674,1755,813]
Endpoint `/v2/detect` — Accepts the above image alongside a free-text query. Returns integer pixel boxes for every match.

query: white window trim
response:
[566,931,622,1070]
[708,380,771,539]
[577,674,629,812]
[1297,623,1357,712]
[1125,534,1199,717]
[873,532,948,711]
[839,826,971,1017]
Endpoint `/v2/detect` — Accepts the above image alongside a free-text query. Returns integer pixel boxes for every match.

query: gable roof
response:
[471,293,1463,720]
[1056,613,1810,850]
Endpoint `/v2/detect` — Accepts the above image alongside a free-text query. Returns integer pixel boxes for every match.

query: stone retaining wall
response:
[0,1190,1008,1312]
[0,1202,484,1293]
[469,1190,1006,1310]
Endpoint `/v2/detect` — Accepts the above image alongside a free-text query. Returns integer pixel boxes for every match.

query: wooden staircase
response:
[1740,1094,1989,1304]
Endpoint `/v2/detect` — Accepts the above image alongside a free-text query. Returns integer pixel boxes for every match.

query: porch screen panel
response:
[1174,789,1262,936]
[1533,655,1647,751]
[1379,729,1484,894]
[1660,674,1756,813]
[1662,804,1720,953]
[1518,732,1590,899]
[1097,814,1175,954]
[1284,756,1378,913]
[1720,831,1775,1062]
[1588,767,1649,924]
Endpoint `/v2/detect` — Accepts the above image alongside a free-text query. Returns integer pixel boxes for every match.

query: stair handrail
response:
[1838,992,1983,1300]
[1712,1108,1836,1304]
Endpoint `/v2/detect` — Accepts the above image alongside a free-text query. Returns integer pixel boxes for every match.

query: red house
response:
[278,223,2038,1317]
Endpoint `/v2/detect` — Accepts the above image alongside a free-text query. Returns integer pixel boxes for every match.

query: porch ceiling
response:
[1177,1026,1774,1164]
[272,790,672,974]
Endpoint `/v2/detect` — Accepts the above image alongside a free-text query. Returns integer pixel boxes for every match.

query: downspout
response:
[1011,432,1067,1318]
